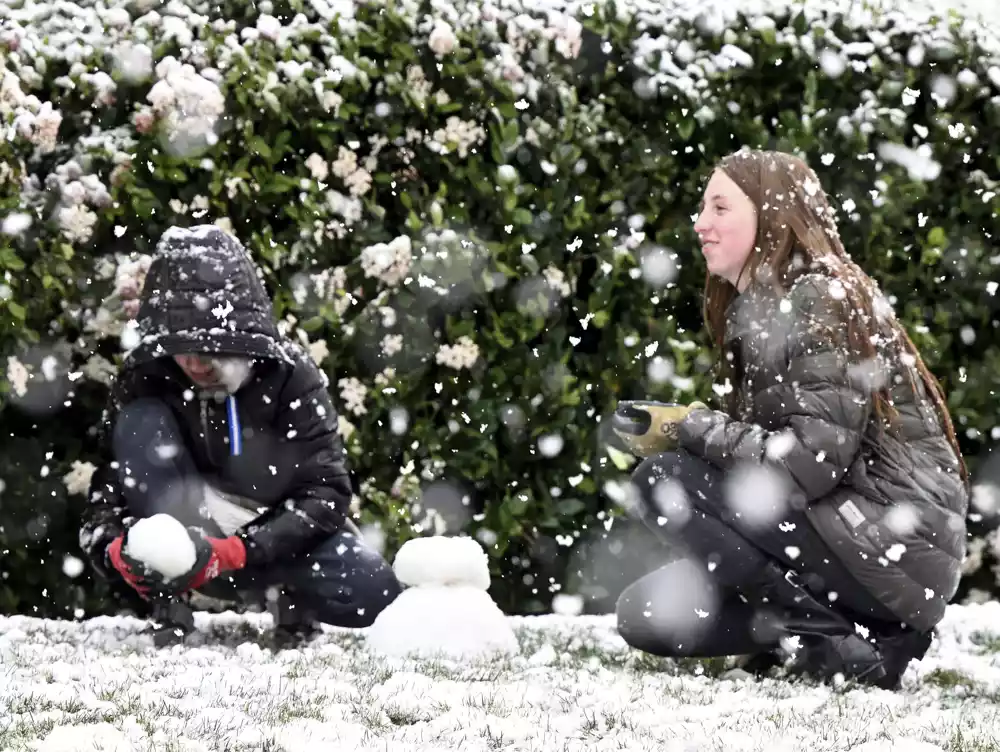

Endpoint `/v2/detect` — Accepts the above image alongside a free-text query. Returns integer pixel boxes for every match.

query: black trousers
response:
[615,450,900,658]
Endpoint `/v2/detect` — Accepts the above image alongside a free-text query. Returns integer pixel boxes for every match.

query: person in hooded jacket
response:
[611,149,969,689]
[79,225,402,646]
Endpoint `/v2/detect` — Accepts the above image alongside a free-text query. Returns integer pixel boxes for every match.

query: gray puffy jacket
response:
[678,273,968,631]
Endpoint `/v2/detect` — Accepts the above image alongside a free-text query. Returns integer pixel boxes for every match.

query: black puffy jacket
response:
[79,226,352,573]
[678,273,968,632]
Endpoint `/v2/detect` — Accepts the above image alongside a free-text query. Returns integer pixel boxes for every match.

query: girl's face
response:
[694,169,758,289]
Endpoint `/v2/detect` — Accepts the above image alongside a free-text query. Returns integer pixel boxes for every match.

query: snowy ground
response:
[1,603,999,752]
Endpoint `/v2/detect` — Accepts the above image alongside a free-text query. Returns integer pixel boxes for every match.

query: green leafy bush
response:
[1,0,999,617]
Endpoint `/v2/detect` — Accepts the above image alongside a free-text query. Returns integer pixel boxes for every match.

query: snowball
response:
[366,585,518,660]
[392,535,491,590]
[125,514,197,580]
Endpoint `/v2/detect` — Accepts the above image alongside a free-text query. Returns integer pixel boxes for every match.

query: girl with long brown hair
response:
[611,149,969,689]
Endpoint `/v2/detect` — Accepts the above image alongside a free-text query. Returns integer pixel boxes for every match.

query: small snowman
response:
[366,536,519,660]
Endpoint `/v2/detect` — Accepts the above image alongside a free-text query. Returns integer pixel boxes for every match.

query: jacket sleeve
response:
[78,374,135,579]
[677,276,872,503]
[239,352,352,566]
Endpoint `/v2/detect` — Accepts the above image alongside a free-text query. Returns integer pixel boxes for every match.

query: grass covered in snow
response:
[1,603,999,751]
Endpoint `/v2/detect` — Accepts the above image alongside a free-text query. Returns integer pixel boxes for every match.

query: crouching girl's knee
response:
[615,580,651,651]
[331,566,403,628]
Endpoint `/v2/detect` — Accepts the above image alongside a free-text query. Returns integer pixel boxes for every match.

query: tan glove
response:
[611,400,709,458]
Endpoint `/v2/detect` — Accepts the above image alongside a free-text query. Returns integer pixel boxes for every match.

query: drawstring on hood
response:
[226,394,242,457]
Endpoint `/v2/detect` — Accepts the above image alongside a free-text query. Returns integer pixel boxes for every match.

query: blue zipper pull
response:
[226,395,242,457]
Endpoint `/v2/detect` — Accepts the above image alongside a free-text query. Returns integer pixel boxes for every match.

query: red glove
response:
[106,535,151,599]
[179,533,248,592]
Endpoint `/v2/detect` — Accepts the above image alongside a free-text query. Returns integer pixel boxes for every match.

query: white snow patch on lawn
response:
[0,603,997,751]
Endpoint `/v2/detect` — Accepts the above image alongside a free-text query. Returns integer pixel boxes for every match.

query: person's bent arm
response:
[238,353,352,566]
[678,276,872,503]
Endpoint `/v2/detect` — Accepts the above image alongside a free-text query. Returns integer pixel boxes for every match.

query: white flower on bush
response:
[85,307,125,339]
[330,146,373,197]
[113,42,154,84]
[191,195,210,218]
[61,176,111,209]
[256,14,283,42]
[436,336,480,370]
[214,216,234,233]
[82,355,117,385]
[147,57,225,150]
[382,334,403,357]
[309,338,329,365]
[430,116,487,158]
[83,70,117,107]
[326,190,363,224]
[309,266,347,301]
[337,414,356,441]
[10,91,63,152]
[6,356,29,397]
[374,367,396,387]
[57,205,98,245]
[544,265,572,297]
[547,12,584,59]
[30,103,63,152]
[62,460,97,496]
[291,328,329,366]
[428,20,458,56]
[114,255,152,317]
[1,69,26,116]
[332,147,358,178]
[405,66,433,103]
[224,177,244,200]
[360,235,413,287]
[306,153,329,182]
[338,376,368,416]
[314,82,344,115]
[345,169,372,196]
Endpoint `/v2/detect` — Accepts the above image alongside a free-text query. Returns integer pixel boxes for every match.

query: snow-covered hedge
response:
[1,0,1000,618]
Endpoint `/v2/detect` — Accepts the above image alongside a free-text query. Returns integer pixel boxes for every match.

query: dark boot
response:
[267,590,320,648]
[736,651,783,677]
[871,628,934,690]
[749,563,887,685]
[148,598,195,648]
